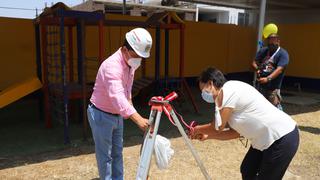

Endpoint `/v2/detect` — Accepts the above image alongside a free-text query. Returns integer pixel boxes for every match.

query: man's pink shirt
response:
[90,48,136,118]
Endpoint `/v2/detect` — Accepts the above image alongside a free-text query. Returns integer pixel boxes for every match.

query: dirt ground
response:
[0,102,319,180]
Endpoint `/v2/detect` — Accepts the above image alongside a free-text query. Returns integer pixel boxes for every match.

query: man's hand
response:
[135,118,149,131]
[258,77,269,84]
[130,113,149,131]
[252,60,259,71]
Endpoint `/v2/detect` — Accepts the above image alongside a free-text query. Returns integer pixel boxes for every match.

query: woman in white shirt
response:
[190,67,299,180]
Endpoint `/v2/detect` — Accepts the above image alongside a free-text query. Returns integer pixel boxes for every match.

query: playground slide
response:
[0,77,42,108]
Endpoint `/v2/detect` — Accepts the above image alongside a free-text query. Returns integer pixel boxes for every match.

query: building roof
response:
[179,0,320,10]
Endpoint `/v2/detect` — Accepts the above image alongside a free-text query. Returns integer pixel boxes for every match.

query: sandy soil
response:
[0,104,319,180]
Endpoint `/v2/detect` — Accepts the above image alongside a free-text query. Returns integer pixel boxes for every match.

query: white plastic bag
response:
[154,135,174,170]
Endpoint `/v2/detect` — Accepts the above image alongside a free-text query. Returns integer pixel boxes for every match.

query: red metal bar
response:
[79,20,88,140]
[40,25,52,128]
[159,24,180,29]
[98,19,105,63]
[67,26,76,135]
[68,26,74,82]
[104,20,146,27]
[151,104,164,112]
[164,92,178,102]
[39,17,76,26]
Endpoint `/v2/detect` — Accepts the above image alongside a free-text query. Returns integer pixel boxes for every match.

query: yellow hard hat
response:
[263,23,278,39]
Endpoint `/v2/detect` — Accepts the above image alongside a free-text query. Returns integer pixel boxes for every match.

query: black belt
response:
[89,103,120,116]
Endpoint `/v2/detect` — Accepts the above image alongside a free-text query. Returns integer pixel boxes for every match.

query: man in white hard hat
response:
[87,28,152,180]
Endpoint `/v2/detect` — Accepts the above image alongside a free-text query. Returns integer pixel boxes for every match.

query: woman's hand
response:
[195,133,208,141]
[189,132,208,141]
[189,126,208,141]
[188,125,200,139]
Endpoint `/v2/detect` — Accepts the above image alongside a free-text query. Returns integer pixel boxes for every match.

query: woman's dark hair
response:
[198,67,226,88]
[123,39,135,51]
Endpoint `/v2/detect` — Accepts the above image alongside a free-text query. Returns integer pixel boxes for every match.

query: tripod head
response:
[149,92,178,105]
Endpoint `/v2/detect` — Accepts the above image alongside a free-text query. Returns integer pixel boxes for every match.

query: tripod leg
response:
[169,110,212,180]
[136,109,162,180]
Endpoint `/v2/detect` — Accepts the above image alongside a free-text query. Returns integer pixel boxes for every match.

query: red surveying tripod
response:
[136,92,211,180]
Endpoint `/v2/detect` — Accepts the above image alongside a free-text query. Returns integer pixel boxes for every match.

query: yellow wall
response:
[184,22,230,75]
[278,24,320,79]
[1,15,319,91]
[184,22,257,76]
[95,14,257,79]
[0,18,36,90]
[227,25,257,73]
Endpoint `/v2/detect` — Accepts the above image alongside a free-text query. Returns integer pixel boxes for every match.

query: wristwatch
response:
[267,77,272,82]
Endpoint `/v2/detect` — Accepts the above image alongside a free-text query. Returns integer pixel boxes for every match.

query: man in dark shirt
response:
[252,33,289,110]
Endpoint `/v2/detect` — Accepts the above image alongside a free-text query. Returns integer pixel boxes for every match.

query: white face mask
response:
[201,85,223,130]
[201,90,214,103]
[128,58,142,70]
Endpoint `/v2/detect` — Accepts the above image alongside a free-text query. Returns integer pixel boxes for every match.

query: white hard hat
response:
[125,28,152,58]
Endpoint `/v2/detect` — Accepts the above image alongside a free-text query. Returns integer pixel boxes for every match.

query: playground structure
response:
[35,3,199,144]
[0,77,42,108]
[35,3,104,144]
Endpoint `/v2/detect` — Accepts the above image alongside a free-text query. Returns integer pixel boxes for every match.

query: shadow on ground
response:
[1,86,319,170]
[0,88,211,170]
[298,125,320,135]
[283,103,320,116]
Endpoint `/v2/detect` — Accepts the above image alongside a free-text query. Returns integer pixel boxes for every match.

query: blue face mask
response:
[201,90,214,103]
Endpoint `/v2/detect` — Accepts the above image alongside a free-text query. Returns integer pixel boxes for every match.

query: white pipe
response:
[123,0,126,15]
[257,0,267,51]
[196,5,199,22]
[253,0,267,87]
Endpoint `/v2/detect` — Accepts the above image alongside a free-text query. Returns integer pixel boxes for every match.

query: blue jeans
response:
[87,105,124,180]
